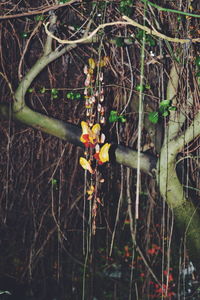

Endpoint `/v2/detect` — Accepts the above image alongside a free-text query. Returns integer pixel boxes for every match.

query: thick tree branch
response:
[0,103,156,175]
[158,63,200,270]
[14,44,77,110]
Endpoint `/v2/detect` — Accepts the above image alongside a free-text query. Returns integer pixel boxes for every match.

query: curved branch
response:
[0,103,156,175]
[158,63,200,270]
[14,44,77,110]
[44,16,200,45]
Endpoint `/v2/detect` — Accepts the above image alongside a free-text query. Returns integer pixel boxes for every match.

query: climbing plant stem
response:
[135,3,147,220]
[140,0,200,18]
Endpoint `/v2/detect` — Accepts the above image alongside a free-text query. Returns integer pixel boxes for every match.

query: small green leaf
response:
[109,115,118,123]
[27,88,34,93]
[177,15,182,22]
[66,92,75,99]
[126,0,133,5]
[145,84,151,90]
[159,99,171,107]
[40,87,46,94]
[52,95,58,99]
[119,1,126,8]
[51,88,58,95]
[162,111,169,117]
[148,111,159,124]
[110,110,118,117]
[109,111,118,123]
[195,56,200,67]
[51,178,58,185]
[168,106,177,111]
[75,93,81,99]
[21,32,28,38]
[135,84,145,92]
[118,116,126,123]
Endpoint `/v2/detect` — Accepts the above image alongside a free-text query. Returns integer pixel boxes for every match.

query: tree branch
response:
[43,16,200,45]
[0,103,156,175]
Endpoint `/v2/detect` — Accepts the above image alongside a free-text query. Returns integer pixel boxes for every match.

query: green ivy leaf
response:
[51,178,58,185]
[148,111,159,124]
[162,111,169,117]
[75,93,81,99]
[109,115,118,123]
[109,111,118,122]
[66,92,72,99]
[135,84,145,92]
[110,110,118,117]
[159,99,171,107]
[51,178,59,190]
[40,87,46,94]
[118,116,126,123]
[51,88,58,95]
[168,106,177,111]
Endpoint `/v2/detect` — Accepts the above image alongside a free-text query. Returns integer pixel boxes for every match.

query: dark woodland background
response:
[0,0,200,299]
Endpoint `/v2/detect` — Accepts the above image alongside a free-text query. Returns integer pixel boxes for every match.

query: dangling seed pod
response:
[89,121,94,127]
[91,96,96,103]
[89,97,93,104]
[97,104,102,112]
[100,107,105,115]
[100,94,104,102]
[100,116,105,124]
[83,65,88,75]
[99,72,104,82]
[86,109,90,116]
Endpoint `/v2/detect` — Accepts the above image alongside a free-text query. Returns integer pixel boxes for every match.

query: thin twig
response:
[0,0,80,20]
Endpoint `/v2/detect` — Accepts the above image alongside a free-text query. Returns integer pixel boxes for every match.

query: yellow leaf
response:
[88,58,96,69]
[99,143,111,163]
[79,157,94,174]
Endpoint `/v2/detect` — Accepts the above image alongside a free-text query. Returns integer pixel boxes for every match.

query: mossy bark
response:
[158,64,200,270]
